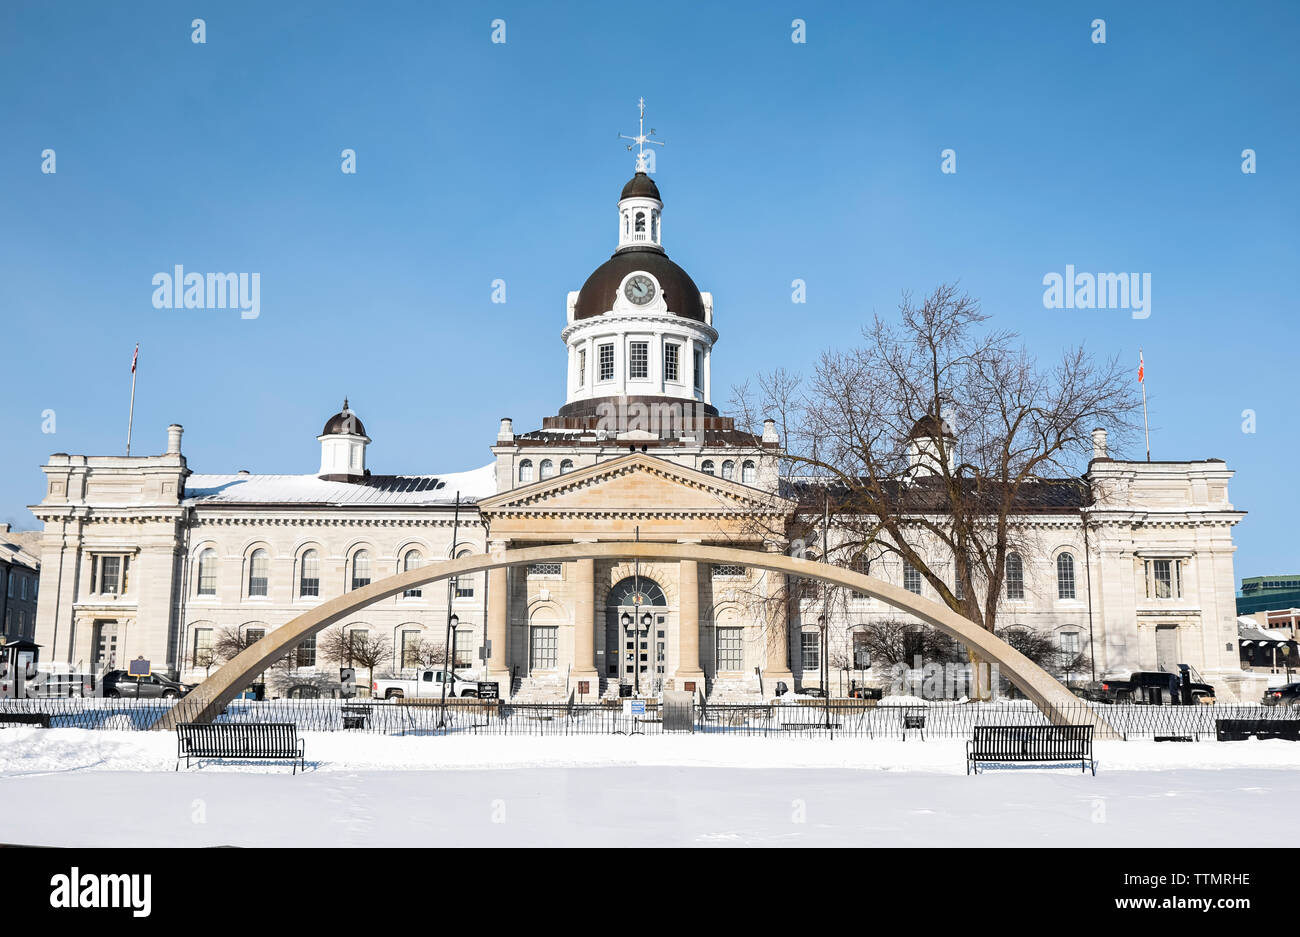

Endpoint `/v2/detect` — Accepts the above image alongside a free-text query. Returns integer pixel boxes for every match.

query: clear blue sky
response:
[1,1,1296,584]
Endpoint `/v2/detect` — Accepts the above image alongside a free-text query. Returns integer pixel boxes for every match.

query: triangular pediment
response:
[478,452,794,517]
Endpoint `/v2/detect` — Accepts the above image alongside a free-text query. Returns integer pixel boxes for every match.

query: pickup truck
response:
[1098,665,1215,704]
[372,669,480,700]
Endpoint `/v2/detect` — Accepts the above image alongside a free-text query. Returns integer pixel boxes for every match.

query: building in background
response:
[0,523,41,643]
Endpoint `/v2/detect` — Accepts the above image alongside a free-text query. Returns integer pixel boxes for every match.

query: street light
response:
[818,615,831,728]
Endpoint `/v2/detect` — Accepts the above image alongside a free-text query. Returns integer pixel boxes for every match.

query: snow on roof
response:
[184,463,497,507]
[1237,616,1292,643]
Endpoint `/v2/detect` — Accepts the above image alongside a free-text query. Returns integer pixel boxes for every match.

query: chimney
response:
[1091,427,1108,460]
[167,424,184,455]
[762,418,779,444]
[498,417,514,442]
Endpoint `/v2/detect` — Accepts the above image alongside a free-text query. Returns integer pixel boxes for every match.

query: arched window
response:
[1005,552,1024,600]
[559,459,574,474]
[403,549,423,598]
[196,548,217,596]
[635,211,646,236]
[351,550,371,591]
[539,459,555,480]
[248,549,269,597]
[454,549,474,598]
[519,459,534,483]
[700,460,715,476]
[741,460,756,484]
[721,460,735,480]
[1057,552,1076,600]
[299,549,320,597]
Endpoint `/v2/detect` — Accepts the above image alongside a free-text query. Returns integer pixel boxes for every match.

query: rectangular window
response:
[717,627,743,671]
[94,555,129,596]
[712,564,745,577]
[578,348,587,387]
[664,343,680,382]
[527,563,563,577]
[801,631,820,672]
[629,341,649,379]
[903,561,922,595]
[454,629,475,668]
[693,348,704,390]
[401,631,422,670]
[198,559,217,596]
[598,343,614,382]
[1146,559,1181,599]
[301,553,320,597]
[191,627,213,668]
[1058,631,1080,655]
[531,626,558,670]
[850,555,870,599]
[296,635,317,668]
[852,631,872,669]
[245,627,266,645]
[455,573,474,599]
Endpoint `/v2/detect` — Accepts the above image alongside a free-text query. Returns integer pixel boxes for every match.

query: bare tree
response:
[732,284,1140,695]
[319,627,392,695]
[857,619,965,669]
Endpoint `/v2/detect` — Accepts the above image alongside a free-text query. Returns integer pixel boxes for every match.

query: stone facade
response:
[24,164,1256,702]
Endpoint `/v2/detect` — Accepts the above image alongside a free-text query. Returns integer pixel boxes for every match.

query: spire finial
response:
[343,396,349,411]
[618,97,665,174]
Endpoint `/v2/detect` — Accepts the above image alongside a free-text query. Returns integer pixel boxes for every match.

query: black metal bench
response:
[966,724,1095,775]
[0,712,50,728]
[176,722,305,774]
[1216,719,1300,742]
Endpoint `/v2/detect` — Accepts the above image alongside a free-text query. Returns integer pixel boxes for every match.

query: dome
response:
[572,246,705,322]
[906,413,955,441]
[322,399,367,438]
[620,172,661,201]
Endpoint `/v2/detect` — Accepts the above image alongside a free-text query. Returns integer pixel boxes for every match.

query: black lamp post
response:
[818,614,830,728]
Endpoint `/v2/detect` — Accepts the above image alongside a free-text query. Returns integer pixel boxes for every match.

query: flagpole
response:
[1140,348,1150,462]
[126,343,139,456]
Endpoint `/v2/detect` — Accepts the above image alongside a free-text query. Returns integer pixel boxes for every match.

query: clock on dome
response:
[623,274,655,305]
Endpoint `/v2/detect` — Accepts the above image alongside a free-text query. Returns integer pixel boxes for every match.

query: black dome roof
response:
[620,172,661,200]
[572,246,705,322]
[322,399,367,437]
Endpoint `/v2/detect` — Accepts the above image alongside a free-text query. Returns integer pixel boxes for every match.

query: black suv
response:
[102,670,193,699]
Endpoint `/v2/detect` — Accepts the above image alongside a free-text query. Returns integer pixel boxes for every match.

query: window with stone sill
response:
[196,548,218,596]
[90,554,131,596]
[664,342,680,382]
[629,341,649,379]
[1143,558,1183,600]
[248,549,270,597]
[598,343,615,382]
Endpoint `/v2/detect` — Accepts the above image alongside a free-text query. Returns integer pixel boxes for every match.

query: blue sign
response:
[127,658,151,677]
[623,699,646,716]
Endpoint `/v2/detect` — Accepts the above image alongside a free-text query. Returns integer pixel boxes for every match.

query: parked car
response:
[102,670,193,699]
[1262,683,1300,706]
[1098,666,1215,705]
[1069,681,1110,703]
[849,684,884,700]
[372,669,479,700]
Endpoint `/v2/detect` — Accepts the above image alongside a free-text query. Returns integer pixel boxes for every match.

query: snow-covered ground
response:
[3,729,1299,846]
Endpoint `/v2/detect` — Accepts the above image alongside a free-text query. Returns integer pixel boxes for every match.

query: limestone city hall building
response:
[26,162,1256,702]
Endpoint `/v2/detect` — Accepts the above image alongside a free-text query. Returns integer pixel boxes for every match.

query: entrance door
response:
[92,620,118,672]
[1155,624,1179,673]
[605,577,668,690]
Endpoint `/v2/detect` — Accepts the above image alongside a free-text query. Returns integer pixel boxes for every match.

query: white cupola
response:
[905,410,957,477]
[317,398,370,480]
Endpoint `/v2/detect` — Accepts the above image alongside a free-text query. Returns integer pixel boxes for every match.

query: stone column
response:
[485,540,510,691]
[571,554,599,693]
[674,555,705,691]
[762,541,794,693]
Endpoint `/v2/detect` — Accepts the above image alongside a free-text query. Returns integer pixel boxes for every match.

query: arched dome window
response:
[721,460,735,481]
[196,548,217,596]
[519,459,534,483]
[540,459,555,480]
[248,549,269,597]
[560,459,574,474]
[1057,552,1076,600]
[701,460,715,476]
[403,549,423,599]
[351,550,371,591]
[741,460,756,484]
[635,211,646,237]
[299,549,320,597]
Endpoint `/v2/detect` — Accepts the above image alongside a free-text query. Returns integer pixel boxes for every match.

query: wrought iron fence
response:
[0,696,1296,740]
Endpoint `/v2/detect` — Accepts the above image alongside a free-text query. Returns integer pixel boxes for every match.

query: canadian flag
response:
[131,343,138,374]
[1138,350,1144,384]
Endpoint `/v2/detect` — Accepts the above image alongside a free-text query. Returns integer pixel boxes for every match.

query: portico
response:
[476,452,796,696]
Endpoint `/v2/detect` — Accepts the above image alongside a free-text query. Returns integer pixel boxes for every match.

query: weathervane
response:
[619,97,665,173]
